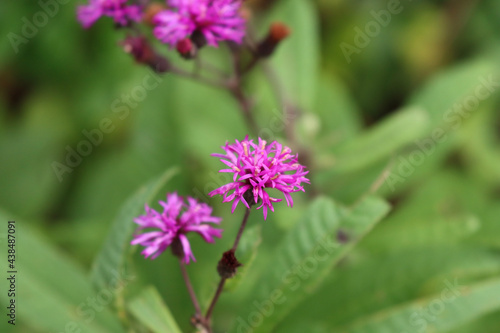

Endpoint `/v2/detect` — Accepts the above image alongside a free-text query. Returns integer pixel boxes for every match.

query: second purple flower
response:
[153,0,246,48]
[77,0,142,28]
[131,193,223,263]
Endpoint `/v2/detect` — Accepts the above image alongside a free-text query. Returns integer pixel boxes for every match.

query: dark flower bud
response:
[257,22,291,58]
[243,190,256,207]
[170,238,184,259]
[269,22,291,42]
[217,249,242,279]
[120,35,170,73]
[176,38,197,59]
[121,35,155,63]
[337,229,350,243]
[190,29,208,49]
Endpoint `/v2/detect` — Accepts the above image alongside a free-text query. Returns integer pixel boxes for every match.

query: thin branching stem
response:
[169,65,229,89]
[204,208,252,331]
[232,207,251,251]
[179,259,202,316]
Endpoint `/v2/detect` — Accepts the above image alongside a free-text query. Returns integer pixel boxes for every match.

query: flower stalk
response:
[179,259,202,317]
[204,207,251,332]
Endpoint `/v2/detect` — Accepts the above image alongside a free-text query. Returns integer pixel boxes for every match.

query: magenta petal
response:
[131,231,164,245]
[152,0,246,48]
[231,198,240,213]
[179,234,195,264]
[77,0,142,28]
[131,193,222,263]
[210,136,309,219]
[185,225,223,243]
[77,4,102,28]
[142,245,159,258]
[262,205,268,220]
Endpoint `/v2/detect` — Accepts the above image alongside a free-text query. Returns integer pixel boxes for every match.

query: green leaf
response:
[342,277,500,333]
[91,168,178,291]
[407,59,500,129]
[362,214,481,254]
[469,204,500,249]
[0,95,68,219]
[330,107,429,173]
[67,75,186,221]
[127,286,182,333]
[461,106,500,184]
[280,246,500,330]
[314,107,429,202]
[265,0,320,111]
[168,78,247,164]
[309,76,362,146]
[276,322,329,333]
[0,211,124,333]
[449,310,500,333]
[236,196,390,332]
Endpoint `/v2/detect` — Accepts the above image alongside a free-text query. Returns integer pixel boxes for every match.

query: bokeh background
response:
[1,0,500,332]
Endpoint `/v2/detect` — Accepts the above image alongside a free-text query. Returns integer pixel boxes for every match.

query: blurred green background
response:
[1,0,500,332]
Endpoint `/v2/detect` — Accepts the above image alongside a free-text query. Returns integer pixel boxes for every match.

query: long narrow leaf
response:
[234,196,390,333]
[342,278,500,333]
[128,286,182,333]
[91,168,178,290]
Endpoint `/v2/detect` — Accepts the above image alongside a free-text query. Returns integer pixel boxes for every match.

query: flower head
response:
[131,193,222,263]
[209,136,310,220]
[153,0,246,48]
[77,0,142,29]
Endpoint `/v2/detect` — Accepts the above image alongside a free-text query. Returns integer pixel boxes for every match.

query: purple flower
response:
[77,0,142,29]
[209,136,310,220]
[131,193,223,263]
[153,0,246,48]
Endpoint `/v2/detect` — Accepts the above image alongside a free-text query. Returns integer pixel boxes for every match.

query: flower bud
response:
[190,29,208,49]
[217,250,242,279]
[176,38,197,59]
[120,35,170,73]
[337,229,350,243]
[257,22,291,58]
[170,238,184,259]
[121,35,153,63]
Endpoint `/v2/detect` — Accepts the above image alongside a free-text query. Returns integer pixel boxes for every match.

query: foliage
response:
[1,0,500,332]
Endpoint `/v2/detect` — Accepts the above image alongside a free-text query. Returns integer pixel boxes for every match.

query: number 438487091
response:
[8,229,16,269]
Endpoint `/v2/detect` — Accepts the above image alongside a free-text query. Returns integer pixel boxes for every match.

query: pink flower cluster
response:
[77,0,142,29]
[153,0,246,48]
[131,193,222,263]
[209,136,310,219]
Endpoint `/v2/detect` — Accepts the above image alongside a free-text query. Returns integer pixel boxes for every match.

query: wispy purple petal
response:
[209,136,310,220]
[131,192,223,262]
[77,0,142,28]
[153,0,245,48]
